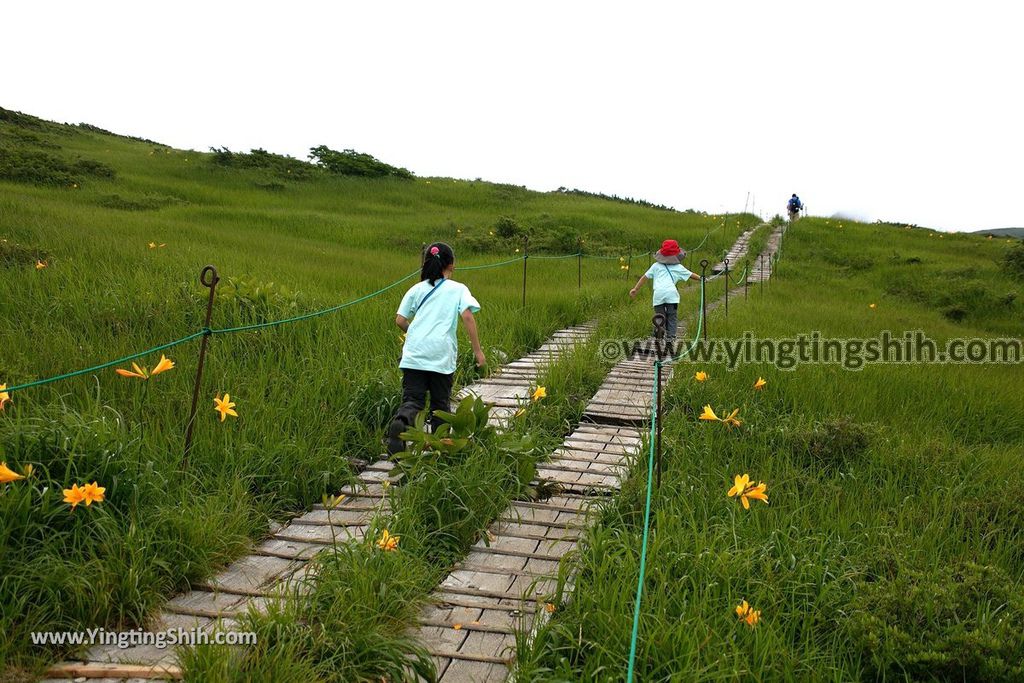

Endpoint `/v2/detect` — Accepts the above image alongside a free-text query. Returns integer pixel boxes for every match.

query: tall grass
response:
[0,112,752,674]
[516,218,1024,681]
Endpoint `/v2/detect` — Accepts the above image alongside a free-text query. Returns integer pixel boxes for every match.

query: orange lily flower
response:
[150,355,175,376]
[0,384,11,411]
[63,483,86,509]
[116,363,149,380]
[753,377,767,391]
[214,394,238,422]
[0,462,25,484]
[699,405,720,422]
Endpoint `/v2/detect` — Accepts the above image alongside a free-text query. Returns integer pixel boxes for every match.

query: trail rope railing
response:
[625,223,785,681]
[2,234,721,397]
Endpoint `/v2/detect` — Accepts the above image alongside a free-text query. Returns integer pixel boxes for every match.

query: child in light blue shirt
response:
[387,242,486,455]
[629,239,700,339]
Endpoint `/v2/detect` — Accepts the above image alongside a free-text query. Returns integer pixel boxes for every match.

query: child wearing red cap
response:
[629,239,700,339]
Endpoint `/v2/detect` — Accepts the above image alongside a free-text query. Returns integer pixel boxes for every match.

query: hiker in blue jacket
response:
[787,194,803,220]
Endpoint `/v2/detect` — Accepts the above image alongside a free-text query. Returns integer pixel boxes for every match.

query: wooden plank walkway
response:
[412,339,656,681]
[414,224,791,682]
[747,223,786,282]
[459,324,594,427]
[711,225,757,274]
[41,324,596,682]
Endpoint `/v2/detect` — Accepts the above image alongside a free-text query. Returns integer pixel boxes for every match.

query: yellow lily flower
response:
[63,483,86,509]
[695,371,708,382]
[214,394,238,422]
[728,473,768,509]
[735,600,761,627]
[514,408,526,418]
[116,362,150,380]
[531,386,547,402]
[148,242,157,249]
[0,462,25,484]
[35,260,47,270]
[376,529,400,552]
[22,464,34,478]
[727,474,750,498]
[150,355,175,376]
[723,408,742,428]
[81,481,106,506]
[869,303,877,309]
[0,384,10,411]
[753,377,767,391]
[699,405,719,422]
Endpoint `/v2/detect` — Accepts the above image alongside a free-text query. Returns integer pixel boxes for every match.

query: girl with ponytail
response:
[386,242,486,455]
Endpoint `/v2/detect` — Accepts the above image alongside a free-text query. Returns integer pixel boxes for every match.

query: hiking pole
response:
[184,265,220,463]
[521,235,529,308]
[700,259,709,341]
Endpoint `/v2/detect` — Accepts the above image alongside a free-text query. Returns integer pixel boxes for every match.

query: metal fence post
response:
[724,258,729,318]
[184,265,220,462]
[744,259,749,300]
[759,254,765,298]
[626,248,632,281]
[577,237,582,291]
[521,236,529,308]
[700,259,709,341]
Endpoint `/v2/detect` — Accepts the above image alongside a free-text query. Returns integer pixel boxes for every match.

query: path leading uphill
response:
[410,222,788,682]
[41,325,596,682]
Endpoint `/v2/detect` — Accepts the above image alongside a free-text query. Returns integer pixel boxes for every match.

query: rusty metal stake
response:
[700,259,709,341]
[184,265,220,462]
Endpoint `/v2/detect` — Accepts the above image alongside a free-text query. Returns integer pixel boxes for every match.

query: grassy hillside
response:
[973,227,1024,239]
[0,107,752,676]
[517,218,1024,681]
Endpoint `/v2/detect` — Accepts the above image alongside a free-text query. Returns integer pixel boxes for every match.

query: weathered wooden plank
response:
[44,663,182,679]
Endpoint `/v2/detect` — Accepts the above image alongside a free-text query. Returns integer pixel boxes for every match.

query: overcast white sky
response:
[4,2,1022,231]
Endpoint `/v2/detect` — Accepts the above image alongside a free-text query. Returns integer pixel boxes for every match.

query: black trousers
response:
[393,368,454,433]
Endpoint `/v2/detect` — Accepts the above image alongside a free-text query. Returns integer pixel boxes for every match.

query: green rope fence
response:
[4,232,728,398]
[625,281,707,682]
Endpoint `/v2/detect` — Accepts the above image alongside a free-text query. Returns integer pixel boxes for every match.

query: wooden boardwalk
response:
[411,344,659,681]
[41,324,595,682]
[414,224,790,681]
[41,224,787,681]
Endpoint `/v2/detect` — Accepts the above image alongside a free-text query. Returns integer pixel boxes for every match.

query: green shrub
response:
[848,562,1024,681]
[97,193,186,211]
[210,147,314,180]
[788,417,870,469]
[1003,241,1024,280]
[0,146,115,186]
[494,215,525,238]
[0,240,48,268]
[308,145,413,179]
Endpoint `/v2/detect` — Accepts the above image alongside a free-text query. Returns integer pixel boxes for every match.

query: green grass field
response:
[517,218,1024,681]
[3,106,1023,681]
[0,108,750,679]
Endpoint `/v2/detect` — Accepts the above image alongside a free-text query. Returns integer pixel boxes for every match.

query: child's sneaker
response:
[385,419,406,456]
